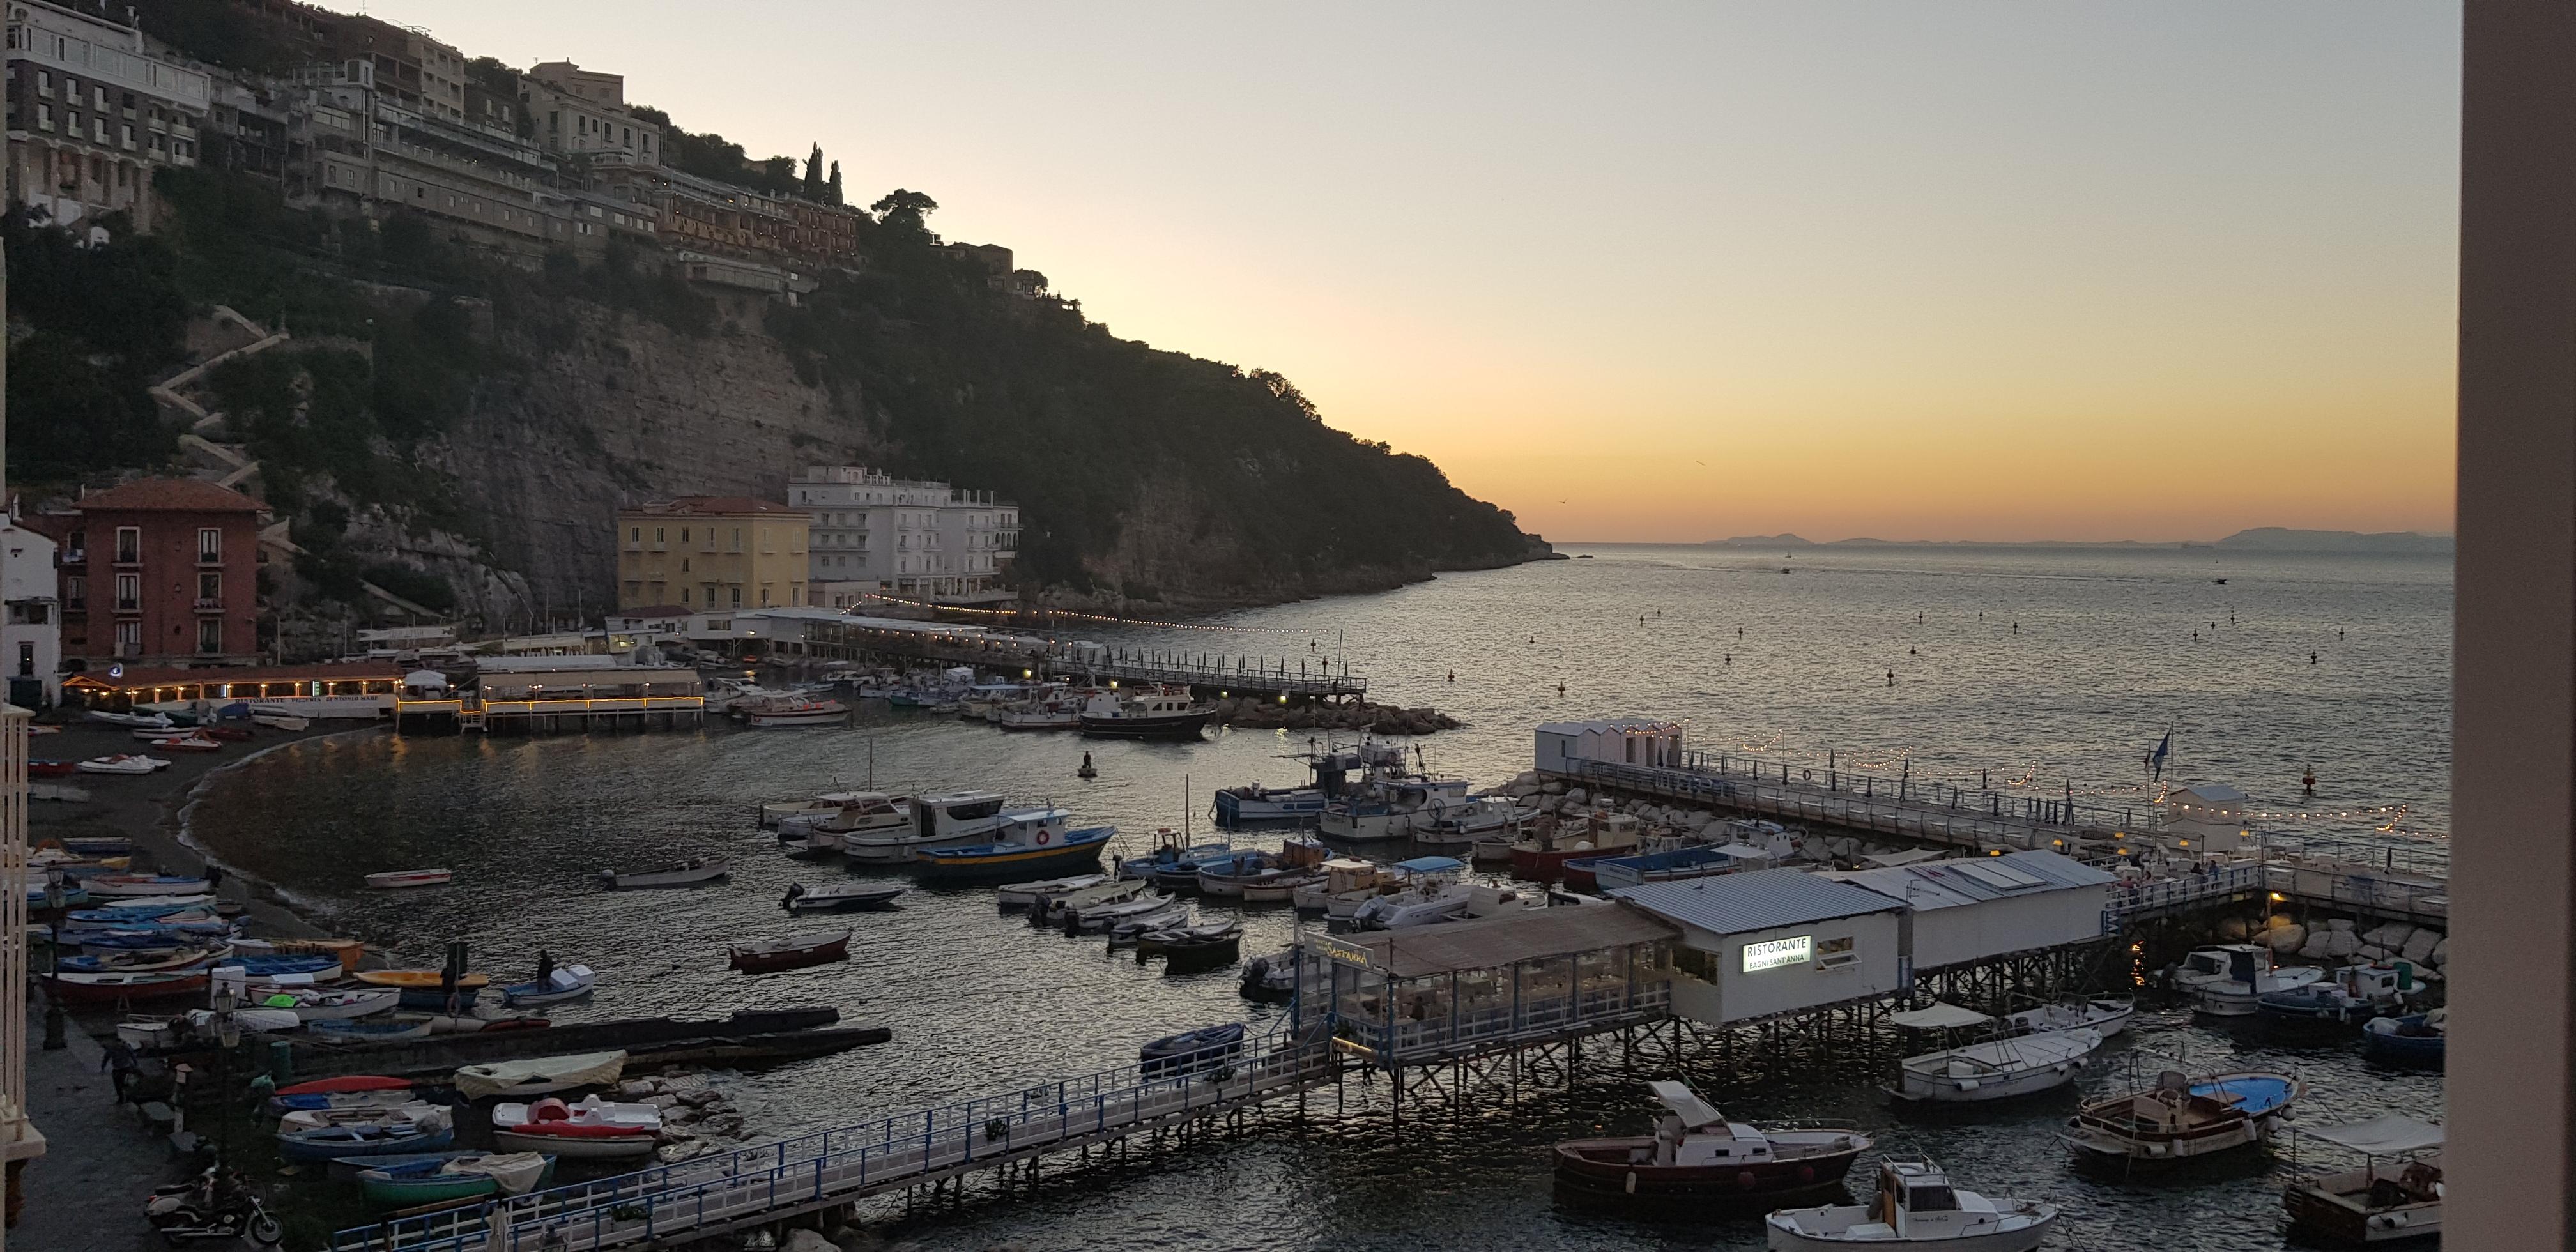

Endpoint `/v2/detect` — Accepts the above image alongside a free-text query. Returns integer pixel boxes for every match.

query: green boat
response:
[356,1152,555,1207]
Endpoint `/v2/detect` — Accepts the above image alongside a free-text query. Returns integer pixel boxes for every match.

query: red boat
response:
[277,1075,413,1097]
[28,760,77,778]
[200,725,257,742]
[1508,813,1644,885]
[42,970,213,1003]
[1552,1080,1871,1207]
[728,928,851,973]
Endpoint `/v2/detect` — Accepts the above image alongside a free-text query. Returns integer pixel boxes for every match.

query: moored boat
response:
[728,929,852,973]
[307,1018,433,1042]
[1509,811,1644,884]
[1889,1009,2101,1104]
[996,874,1106,910]
[2003,995,2135,1039]
[1553,1080,1870,1206]
[780,883,905,912]
[1106,899,1193,945]
[77,754,170,775]
[279,1118,456,1162]
[2257,963,2417,1027]
[1034,877,1149,927]
[2172,944,2326,1016]
[454,1050,628,1100]
[247,986,403,1021]
[1765,1158,2058,1251]
[364,868,454,890]
[499,964,598,1006]
[43,968,211,1002]
[746,698,852,728]
[2282,1115,2444,1246]
[1077,685,1215,739]
[2361,1011,2446,1065]
[916,823,1114,882]
[842,791,1044,864]
[84,874,213,897]
[356,1152,557,1207]
[1066,890,1178,935]
[491,1096,661,1158]
[1138,1023,1245,1074]
[597,856,728,889]
[2062,1070,2301,1164]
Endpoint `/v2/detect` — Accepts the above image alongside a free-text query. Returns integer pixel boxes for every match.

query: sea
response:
[188,543,2452,1250]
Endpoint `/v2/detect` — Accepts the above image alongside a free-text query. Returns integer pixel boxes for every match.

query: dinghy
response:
[779,883,905,912]
[214,954,344,981]
[245,986,402,1021]
[995,874,1107,910]
[364,869,453,890]
[84,874,213,897]
[2362,1011,2446,1065]
[357,1152,560,1207]
[1889,1004,2102,1104]
[1135,920,1244,956]
[491,1096,661,1159]
[89,708,176,729]
[325,1149,471,1184]
[2063,1070,2302,1165]
[1138,1023,1245,1075]
[453,1050,629,1101]
[1106,900,1193,946]
[306,1018,433,1042]
[277,1115,454,1163]
[268,1085,426,1115]
[597,856,728,889]
[1066,890,1179,935]
[1765,1158,2058,1250]
[728,929,851,973]
[500,965,597,1007]
[77,754,169,775]
[2004,996,2135,1039]
[1552,1081,1871,1209]
[43,969,211,1002]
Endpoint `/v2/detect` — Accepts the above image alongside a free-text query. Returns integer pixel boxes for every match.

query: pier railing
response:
[330,1021,1335,1252]
[1066,648,1367,700]
[1679,750,2154,831]
[2100,861,2269,929]
[1571,760,2093,853]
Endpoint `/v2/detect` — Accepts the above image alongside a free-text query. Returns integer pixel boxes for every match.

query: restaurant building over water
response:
[61,662,404,719]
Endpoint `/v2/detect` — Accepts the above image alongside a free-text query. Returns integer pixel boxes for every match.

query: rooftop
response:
[1537,718,1682,735]
[65,662,404,688]
[1321,903,1678,979]
[627,496,801,517]
[77,478,266,514]
[1821,850,2117,910]
[1609,867,1905,935]
[475,655,686,673]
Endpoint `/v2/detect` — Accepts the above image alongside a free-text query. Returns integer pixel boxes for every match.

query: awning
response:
[1393,856,1466,874]
[1865,848,1947,868]
[1890,1002,1994,1030]
[1646,1080,1728,1129]
[2308,1115,2444,1156]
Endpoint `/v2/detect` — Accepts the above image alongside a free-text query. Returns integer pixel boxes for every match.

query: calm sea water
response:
[190,544,2451,1250]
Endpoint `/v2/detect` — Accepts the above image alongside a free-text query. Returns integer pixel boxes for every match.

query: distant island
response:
[1703,528,2453,553]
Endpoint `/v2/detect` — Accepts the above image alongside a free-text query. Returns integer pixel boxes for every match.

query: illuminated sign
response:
[1742,936,1813,973]
[1321,937,1375,970]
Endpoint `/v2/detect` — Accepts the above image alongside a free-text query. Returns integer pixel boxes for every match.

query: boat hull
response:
[1552,1138,1865,1204]
[2284,1170,2443,1246]
[1078,711,1213,739]
[729,934,852,973]
[916,838,1110,883]
[1765,1209,2055,1252]
[492,1129,658,1159]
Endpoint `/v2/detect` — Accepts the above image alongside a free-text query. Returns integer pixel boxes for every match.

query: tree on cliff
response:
[827,162,845,206]
[871,190,940,234]
[802,144,826,200]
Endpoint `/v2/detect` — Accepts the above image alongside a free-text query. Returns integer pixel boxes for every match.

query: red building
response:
[43,479,268,668]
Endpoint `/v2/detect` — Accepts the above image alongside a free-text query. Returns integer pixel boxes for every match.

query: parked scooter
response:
[144,1166,281,1246]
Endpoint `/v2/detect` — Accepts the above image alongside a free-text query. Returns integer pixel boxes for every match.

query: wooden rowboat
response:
[728,929,850,974]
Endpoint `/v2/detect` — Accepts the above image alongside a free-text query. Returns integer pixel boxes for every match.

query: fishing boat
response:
[1584,843,1774,892]
[2283,1115,2445,1246]
[42,969,211,1002]
[842,792,1052,864]
[1238,950,1298,1002]
[213,954,344,981]
[1138,1023,1245,1074]
[499,965,598,1006]
[2258,963,2418,1027]
[1888,1004,2101,1104]
[2003,996,2135,1039]
[1408,795,1533,848]
[1296,858,1387,915]
[2361,1011,2446,1065]
[995,874,1106,910]
[246,986,402,1021]
[1136,919,1243,956]
[364,869,454,890]
[59,836,139,857]
[357,1152,557,1208]
[454,1050,629,1100]
[1153,928,1243,970]
[2172,944,2326,1016]
[728,929,852,973]
[1552,1080,1871,1205]
[916,823,1115,882]
[278,1116,456,1163]
[1509,812,1645,884]
[997,695,1084,731]
[1066,890,1179,935]
[1765,1159,2059,1251]
[1241,869,1321,904]
[2062,1070,2303,1164]
[746,698,852,728]
[776,792,912,841]
[491,1096,661,1159]
[77,754,169,775]
[84,874,212,897]
[1319,774,1475,843]
[352,970,488,1011]
[1195,851,1282,897]
[758,789,874,829]
[597,856,729,889]
[1211,741,1402,824]
[1349,857,1473,929]
[323,1147,466,1184]
[307,1019,434,1042]
[1077,685,1216,739]
[269,1081,422,1115]
[1106,900,1194,946]
[780,883,905,912]
[1034,877,1149,928]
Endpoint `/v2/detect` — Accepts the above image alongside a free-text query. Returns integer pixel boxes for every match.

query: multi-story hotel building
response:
[34,478,265,668]
[1,0,210,231]
[790,466,1019,606]
[616,497,808,613]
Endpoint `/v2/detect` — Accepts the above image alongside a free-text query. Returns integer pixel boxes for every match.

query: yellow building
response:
[617,497,808,612]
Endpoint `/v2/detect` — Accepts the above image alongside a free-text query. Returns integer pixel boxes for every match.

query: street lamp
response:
[42,866,68,1050]
[213,981,242,1166]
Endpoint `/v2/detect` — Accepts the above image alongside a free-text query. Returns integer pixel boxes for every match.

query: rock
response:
[678,1087,724,1108]
[2324,930,2360,958]
[642,1094,680,1109]
[2327,917,2356,933]
[2358,945,2391,963]
[1565,788,1587,805]
[2217,917,2251,942]
[2364,923,2413,950]
[2298,933,2331,960]
[615,1080,663,1099]
[1540,781,1564,795]
[2266,924,2306,954]
[785,1231,837,1252]
[2402,929,2440,963]
[703,1113,747,1137]
[2266,913,2296,933]
[2429,937,2448,966]
[827,1227,883,1252]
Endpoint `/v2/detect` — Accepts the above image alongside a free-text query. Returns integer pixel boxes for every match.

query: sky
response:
[364,1,2462,544]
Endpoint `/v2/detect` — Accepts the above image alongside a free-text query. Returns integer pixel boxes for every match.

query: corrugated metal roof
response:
[1609,867,1904,935]
[1822,850,2117,910]
[1321,905,1680,978]
[1536,719,1680,736]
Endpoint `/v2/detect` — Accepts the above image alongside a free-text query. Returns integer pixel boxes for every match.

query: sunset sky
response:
[371,1,2462,544]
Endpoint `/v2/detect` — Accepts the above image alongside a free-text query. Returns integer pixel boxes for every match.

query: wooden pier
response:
[784,620,1370,703]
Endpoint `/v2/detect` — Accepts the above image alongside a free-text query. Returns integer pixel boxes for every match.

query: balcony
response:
[194,598,224,612]
[197,551,222,566]
[113,599,141,614]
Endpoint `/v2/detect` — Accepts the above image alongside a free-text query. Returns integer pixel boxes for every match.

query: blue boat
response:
[324,1150,475,1184]
[1574,843,1772,892]
[277,1122,455,1163]
[71,902,210,924]
[917,824,1115,883]
[308,1019,433,1042]
[24,884,88,908]
[2363,1012,2446,1065]
[216,954,343,979]
[57,950,218,973]
[59,837,137,856]
[1139,1023,1245,1075]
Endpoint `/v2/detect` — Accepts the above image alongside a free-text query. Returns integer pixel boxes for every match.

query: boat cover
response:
[1392,857,1466,874]
[1646,1080,1728,1130]
[2309,1115,2444,1156]
[454,1050,628,1100]
[448,1152,551,1195]
[1890,1002,1995,1030]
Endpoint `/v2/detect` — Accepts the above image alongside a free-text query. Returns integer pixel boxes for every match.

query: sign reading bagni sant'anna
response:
[1742,935,1813,973]
[1322,937,1374,969]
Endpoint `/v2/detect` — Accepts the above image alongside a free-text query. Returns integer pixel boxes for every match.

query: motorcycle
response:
[144,1167,282,1246]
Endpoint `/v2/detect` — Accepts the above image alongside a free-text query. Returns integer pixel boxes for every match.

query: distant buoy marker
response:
[1077,751,1097,779]
[2303,766,2317,793]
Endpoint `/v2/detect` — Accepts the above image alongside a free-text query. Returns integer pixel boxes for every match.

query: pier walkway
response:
[1061,648,1366,701]
[787,617,1369,702]
[331,1025,1340,1252]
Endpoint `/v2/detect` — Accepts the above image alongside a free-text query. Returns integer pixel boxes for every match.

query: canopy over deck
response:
[1889,1002,1993,1030]
[1324,904,1679,979]
[2308,1115,2444,1156]
[1646,1080,1727,1130]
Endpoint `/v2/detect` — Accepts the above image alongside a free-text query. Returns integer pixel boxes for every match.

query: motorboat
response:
[842,791,1048,864]
[491,1096,661,1159]
[2003,995,2135,1039]
[84,874,212,897]
[1066,890,1179,935]
[916,822,1114,882]
[356,1152,557,1207]
[776,792,912,841]
[758,789,873,829]
[1238,950,1298,1002]
[1034,878,1149,928]
[2258,963,2418,1027]
[1294,858,1384,914]
[2175,945,2326,1016]
[597,856,729,889]
[996,874,1107,910]
[1319,774,1474,843]
[997,690,1085,731]
[1510,811,1645,883]
[89,708,177,729]
[744,698,852,728]
[2362,1011,2446,1065]
[2283,1115,2444,1246]
[2062,1070,2302,1164]
[77,754,170,775]
[1106,900,1193,945]
[1349,857,1473,929]
[1552,1080,1871,1205]
[1213,741,1402,824]
[1583,843,1773,892]
[499,965,599,1006]
[781,882,905,912]
[140,731,223,752]
[364,869,453,890]
[728,929,852,973]
[1138,1023,1245,1074]
[1116,827,1233,883]
[1889,1004,2101,1104]
[1765,1159,2058,1251]
[1078,685,1215,739]
[43,968,211,1002]
[454,1051,629,1101]
[1407,795,1533,848]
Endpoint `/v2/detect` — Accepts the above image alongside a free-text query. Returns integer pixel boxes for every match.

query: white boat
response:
[2174,945,2326,1016]
[596,857,728,889]
[995,874,1107,910]
[2004,996,2135,1039]
[89,708,176,729]
[77,754,169,775]
[1319,774,1473,842]
[776,792,910,840]
[365,869,454,890]
[1766,1159,2059,1251]
[250,710,310,731]
[455,1051,629,1101]
[1294,859,1383,913]
[997,694,1084,731]
[2063,1070,2302,1163]
[759,789,871,829]
[1407,795,1532,847]
[1351,881,1474,929]
[500,965,599,1007]
[83,874,213,897]
[746,699,851,728]
[843,791,1028,864]
[492,1096,661,1158]
[1067,891,1179,934]
[1891,1013,2103,1104]
[2283,1115,2445,1245]
[247,986,402,1021]
[1032,877,1148,925]
[1107,900,1194,945]
[280,1101,450,1134]
[780,882,905,912]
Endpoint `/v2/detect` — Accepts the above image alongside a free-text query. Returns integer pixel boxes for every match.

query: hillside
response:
[4,171,1542,632]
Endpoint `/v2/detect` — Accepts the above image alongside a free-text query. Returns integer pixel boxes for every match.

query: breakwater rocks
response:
[1208,698,1459,735]
[2229,915,2450,979]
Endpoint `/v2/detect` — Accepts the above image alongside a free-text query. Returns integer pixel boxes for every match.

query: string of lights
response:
[857,594,1286,635]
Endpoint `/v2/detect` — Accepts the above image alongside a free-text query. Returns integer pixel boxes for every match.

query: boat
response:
[89,708,176,729]
[245,986,403,1021]
[1509,811,1645,883]
[1471,834,1517,866]
[1034,877,1149,928]
[268,1083,426,1117]
[1211,741,1402,825]
[1888,1004,2101,1103]
[27,759,79,778]
[842,792,1057,864]
[2062,1070,2303,1164]
[1349,857,1473,929]
[2361,1011,2446,1065]
[278,1117,456,1163]
[325,1148,473,1184]
[1584,842,1774,892]
[491,1096,661,1159]
[1240,869,1321,904]
[728,929,852,973]
[1765,1158,2059,1251]
[778,791,913,843]
[280,1075,415,1098]
[1407,795,1533,848]
[42,969,211,1002]
[1136,920,1243,956]
[2258,963,2418,1027]
[995,874,1107,910]
[915,823,1115,882]
[1239,950,1298,1002]
[997,690,1085,731]
[1153,928,1243,970]
[213,954,344,981]
[251,710,311,731]
[357,1152,557,1207]
[1195,851,1285,898]
[58,945,226,974]
[83,874,212,897]
[76,754,170,775]
[1318,773,1474,843]
[364,869,454,890]
[2002,996,2135,1039]
[307,1019,434,1042]
[141,732,223,752]
[597,856,729,889]
[780,883,905,912]
[1552,1080,1871,1205]
[454,1050,629,1100]
[1067,890,1180,935]
[2172,943,2326,1016]
[1105,900,1193,945]
[353,970,490,993]
[759,789,875,829]
[2283,1115,2444,1246]
[1296,858,1386,915]
[1078,685,1216,739]
[59,836,139,856]
[746,698,852,728]
[1138,1023,1245,1074]
[499,965,599,1006]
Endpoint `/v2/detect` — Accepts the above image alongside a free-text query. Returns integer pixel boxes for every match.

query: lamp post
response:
[42,866,68,1050]
[213,982,241,1166]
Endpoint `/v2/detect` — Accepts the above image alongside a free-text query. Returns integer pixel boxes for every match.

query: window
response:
[654,527,665,544]
[730,586,741,607]
[198,527,221,561]
[114,526,139,562]
[680,558,689,572]
[681,588,691,604]
[195,618,223,655]
[197,572,221,604]
[759,587,770,606]
[64,576,84,607]
[680,528,689,543]
[113,574,139,611]
[629,526,641,544]
[114,620,141,658]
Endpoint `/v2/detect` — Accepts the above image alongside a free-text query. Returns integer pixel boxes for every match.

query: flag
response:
[2147,730,2172,782]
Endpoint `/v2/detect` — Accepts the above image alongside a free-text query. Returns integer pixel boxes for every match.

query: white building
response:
[1819,850,2119,972]
[1610,869,1909,1027]
[789,466,1020,606]
[520,61,660,165]
[1,521,60,707]
[2159,783,2262,857]
[1535,719,1687,774]
[3,0,212,232]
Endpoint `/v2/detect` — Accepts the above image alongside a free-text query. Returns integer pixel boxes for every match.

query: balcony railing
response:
[193,598,224,611]
[197,551,222,566]
[113,599,141,613]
